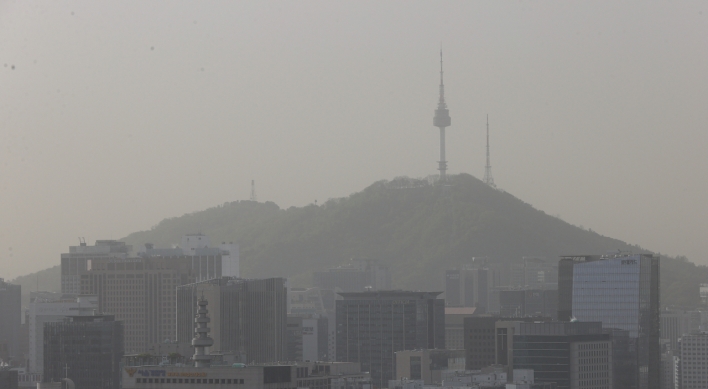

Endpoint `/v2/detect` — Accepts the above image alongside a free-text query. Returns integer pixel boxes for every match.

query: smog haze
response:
[1,1,707,278]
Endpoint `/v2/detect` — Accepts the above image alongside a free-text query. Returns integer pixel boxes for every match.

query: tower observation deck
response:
[433,50,451,180]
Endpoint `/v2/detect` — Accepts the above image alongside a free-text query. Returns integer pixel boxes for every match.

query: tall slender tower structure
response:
[192,296,214,367]
[433,50,451,180]
[483,115,496,187]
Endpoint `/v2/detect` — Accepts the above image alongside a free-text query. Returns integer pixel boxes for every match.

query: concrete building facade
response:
[661,309,701,352]
[677,332,708,389]
[61,240,131,294]
[444,307,476,351]
[177,277,288,363]
[80,255,197,353]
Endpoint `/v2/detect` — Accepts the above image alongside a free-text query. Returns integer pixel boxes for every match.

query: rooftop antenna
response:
[250,180,257,202]
[483,114,496,188]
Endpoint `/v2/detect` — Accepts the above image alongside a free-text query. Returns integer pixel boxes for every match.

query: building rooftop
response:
[445,307,476,315]
[337,290,442,299]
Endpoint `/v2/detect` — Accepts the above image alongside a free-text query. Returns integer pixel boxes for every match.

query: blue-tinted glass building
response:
[558,254,660,389]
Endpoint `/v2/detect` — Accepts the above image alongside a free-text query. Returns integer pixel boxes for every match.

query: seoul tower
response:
[433,49,451,180]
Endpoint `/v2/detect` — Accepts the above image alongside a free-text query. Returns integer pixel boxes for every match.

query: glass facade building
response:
[43,315,124,389]
[335,291,445,389]
[558,254,660,389]
[511,321,612,389]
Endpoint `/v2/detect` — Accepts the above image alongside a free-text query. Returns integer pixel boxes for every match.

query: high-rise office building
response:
[558,253,660,389]
[43,314,123,389]
[176,277,288,363]
[288,287,338,361]
[0,279,21,360]
[65,235,239,294]
[335,291,445,389]
[80,256,197,353]
[28,293,98,374]
[61,240,131,294]
[661,309,701,352]
[677,332,708,389]
[313,258,391,292]
[77,235,240,354]
[444,266,488,312]
[287,315,328,362]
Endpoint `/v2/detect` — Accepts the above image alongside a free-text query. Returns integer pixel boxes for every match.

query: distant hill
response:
[115,174,706,308]
[10,265,61,310]
[8,175,704,309]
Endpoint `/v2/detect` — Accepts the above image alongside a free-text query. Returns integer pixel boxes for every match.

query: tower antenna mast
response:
[483,114,496,188]
[433,48,452,181]
[250,180,257,202]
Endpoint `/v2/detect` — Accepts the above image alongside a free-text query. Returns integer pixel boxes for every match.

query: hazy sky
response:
[1,1,707,279]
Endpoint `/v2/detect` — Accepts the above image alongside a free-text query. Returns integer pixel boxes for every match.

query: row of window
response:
[136,378,245,384]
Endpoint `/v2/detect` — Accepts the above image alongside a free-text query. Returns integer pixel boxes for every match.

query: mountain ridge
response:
[11,174,706,308]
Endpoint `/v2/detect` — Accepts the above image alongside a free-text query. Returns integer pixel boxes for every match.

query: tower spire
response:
[433,49,452,180]
[483,114,496,188]
[438,48,446,107]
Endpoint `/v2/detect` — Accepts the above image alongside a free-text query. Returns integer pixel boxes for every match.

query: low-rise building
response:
[122,361,368,389]
[394,349,465,385]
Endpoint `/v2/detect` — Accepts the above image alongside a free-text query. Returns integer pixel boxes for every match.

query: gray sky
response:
[1,1,707,278]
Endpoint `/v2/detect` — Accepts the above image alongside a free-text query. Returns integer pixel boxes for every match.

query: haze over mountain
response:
[1,2,708,278]
[11,175,705,308]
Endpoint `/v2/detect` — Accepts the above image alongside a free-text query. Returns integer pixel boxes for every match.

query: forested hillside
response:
[117,174,706,308]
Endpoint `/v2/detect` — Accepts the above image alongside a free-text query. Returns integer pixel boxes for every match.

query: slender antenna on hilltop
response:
[250,180,257,202]
[483,114,496,188]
